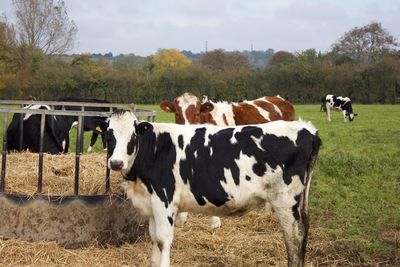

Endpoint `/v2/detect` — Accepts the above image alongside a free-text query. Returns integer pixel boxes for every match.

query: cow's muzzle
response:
[109,159,124,171]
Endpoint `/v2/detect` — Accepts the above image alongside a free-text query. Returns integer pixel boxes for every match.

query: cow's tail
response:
[303,133,322,214]
[293,133,321,267]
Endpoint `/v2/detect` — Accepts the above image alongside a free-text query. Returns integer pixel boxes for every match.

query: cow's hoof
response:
[175,212,188,227]
[210,216,221,229]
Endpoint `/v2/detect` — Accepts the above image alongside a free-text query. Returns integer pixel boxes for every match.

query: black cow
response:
[56,97,110,152]
[320,94,358,122]
[107,111,321,267]
[7,104,75,154]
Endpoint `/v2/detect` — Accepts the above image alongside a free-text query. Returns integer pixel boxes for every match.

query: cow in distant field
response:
[56,97,111,152]
[7,104,76,154]
[160,92,296,228]
[107,110,321,267]
[320,94,357,122]
[160,92,295,126]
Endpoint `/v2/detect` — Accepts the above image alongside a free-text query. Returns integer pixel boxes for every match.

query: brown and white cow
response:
[160,92,295,126]
[160,93,296,228]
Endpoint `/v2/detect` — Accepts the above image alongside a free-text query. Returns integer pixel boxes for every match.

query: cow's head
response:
[347,112,358,122]
[107,111,146,171]
[343,102,358,122]
[160,92,214,124]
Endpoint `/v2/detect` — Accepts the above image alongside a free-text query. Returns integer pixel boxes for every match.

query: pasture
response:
[0,104,399,266]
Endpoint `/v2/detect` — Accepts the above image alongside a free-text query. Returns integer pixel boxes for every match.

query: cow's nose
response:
[110,160,124,171]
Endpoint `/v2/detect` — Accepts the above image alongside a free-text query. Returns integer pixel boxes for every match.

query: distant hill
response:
[64,48,276,68]
[181,49,275,68]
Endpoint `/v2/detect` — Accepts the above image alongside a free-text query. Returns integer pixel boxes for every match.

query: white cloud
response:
[1,0,399,56]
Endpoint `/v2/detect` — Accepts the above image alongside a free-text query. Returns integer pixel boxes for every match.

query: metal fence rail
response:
[0,101,156,196]
[0,100,136,110]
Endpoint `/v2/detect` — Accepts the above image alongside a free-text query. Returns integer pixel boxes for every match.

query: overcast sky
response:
[1,0,399,56]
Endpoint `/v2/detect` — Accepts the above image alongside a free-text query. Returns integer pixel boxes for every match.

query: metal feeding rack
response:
[0,100,155,247]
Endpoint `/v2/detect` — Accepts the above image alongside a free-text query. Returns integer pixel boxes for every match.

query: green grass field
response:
[1,104,399,263]
[295,105,400,263]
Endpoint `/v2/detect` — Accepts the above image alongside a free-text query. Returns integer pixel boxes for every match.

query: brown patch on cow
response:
[184,102,201,124]
[199,102,217,125]
[265,96,295,121]
[222,114,228,125]
[232,103,269,125]
[200,111,217,125]
[253,100,281,121]
[173,98,186,124]
[159,101,175,113]
[169,92,201,124]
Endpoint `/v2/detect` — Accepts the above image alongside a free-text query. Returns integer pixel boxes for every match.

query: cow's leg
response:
[149,217,161,267]
[175,212,188,227]
[151,199,176,267]
[64,135,70,153]
[87,132,99,152]
[100,132,107,150]
[273,202,308,267]
[342,111,347,122]
[325,104,331,122]
[210,216,221,229]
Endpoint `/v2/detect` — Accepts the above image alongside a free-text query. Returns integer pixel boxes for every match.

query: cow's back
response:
[231,96,295,125]
[265,96,295,121]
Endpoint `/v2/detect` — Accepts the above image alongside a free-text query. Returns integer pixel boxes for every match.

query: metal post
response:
[19,113,24,151]
[37,113,46,193]
[1,112,8,192]
[74,115,84,195]
[80,106,85,153]
[105,152,110,193]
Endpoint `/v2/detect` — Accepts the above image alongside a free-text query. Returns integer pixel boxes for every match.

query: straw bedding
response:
[2,213,395,266]
[4,152,123,195]
[0,152,397,266]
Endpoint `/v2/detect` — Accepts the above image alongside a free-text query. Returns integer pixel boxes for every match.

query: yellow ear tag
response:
[96,126,102,132]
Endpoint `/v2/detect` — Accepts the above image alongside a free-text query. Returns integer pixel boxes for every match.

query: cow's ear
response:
[200,102,214,113]
[135,121,153,135]
[354,113,358,116]
[160,101,175,113]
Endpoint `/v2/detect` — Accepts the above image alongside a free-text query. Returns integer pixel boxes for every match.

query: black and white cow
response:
[320,94,358,122]
[56,97,110,152]
[107,111,321,267]
[7,104,75,154]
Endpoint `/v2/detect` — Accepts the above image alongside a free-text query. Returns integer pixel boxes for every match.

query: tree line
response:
[1,1,399,104]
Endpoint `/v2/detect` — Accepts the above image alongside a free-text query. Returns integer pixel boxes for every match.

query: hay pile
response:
[1,212,394,266]
[4,151,123,195]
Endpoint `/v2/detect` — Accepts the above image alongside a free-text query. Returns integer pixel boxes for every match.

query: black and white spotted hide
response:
[321,94,358,122]
[107,111,321,267]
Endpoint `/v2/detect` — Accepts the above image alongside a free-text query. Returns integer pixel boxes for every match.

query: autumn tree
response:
[61,54,108,98]
[268,50,295,66]
[198,49,250,72]
[149,49,192,73]
[0,21,19,93]
[11,0,77,55]
[0,22,16,69]
[331,22,399,64]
